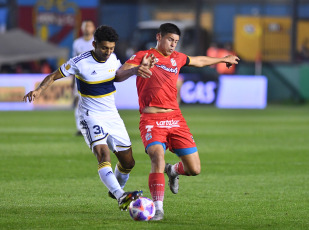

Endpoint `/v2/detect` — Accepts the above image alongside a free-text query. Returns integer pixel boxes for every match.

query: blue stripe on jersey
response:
[73,51,92,64]
[76,77,116,97]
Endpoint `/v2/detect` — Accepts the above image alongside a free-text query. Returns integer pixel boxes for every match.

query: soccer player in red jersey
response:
[115,23,239,220]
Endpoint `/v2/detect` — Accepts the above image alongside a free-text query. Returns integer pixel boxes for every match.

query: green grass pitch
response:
[1,105,309,230]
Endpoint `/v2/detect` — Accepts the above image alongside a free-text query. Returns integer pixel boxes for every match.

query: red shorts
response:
[139,110,197,156]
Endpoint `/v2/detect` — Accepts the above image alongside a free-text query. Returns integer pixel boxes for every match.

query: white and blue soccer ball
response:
[129,197,156,221]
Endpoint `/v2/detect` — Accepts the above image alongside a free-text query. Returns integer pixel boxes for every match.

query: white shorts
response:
[79,111,131,153]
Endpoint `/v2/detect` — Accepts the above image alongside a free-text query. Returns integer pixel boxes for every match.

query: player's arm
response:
[23,69,66,103]
[115,53,156,82]
[188,55,240,68]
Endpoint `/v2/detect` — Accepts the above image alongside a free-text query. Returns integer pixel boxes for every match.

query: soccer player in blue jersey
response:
[23,25,154,210]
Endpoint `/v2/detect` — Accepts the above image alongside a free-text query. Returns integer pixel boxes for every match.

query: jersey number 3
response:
[93,125,104,134]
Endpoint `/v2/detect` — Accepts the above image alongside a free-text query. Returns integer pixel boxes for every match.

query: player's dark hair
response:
[158,23,181,37]
[94,25,119,43]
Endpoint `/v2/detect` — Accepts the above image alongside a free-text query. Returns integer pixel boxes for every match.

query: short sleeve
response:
[125,51,145,66]
[178,52,189,67]
[59,58,79,78]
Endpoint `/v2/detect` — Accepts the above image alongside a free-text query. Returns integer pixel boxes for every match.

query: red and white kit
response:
[126,48,197,156]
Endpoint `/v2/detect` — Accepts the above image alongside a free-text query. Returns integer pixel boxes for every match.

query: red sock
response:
[174,162,188,175]
[149,173,165,202]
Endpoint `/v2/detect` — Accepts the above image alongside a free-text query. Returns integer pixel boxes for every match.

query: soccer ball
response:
[129,197,156,221]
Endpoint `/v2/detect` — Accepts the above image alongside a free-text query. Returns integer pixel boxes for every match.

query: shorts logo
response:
[130,55,136,60]
[170,58,176,66]
[145,133,152,141]
[145,125,154,132]
[156,119,180,129]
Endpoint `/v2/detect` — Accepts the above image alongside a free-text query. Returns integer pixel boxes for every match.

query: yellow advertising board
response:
[235,16,291,62]
[234,16,263,61]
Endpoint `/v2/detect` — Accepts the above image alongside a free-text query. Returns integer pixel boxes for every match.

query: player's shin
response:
[149,173,165,212]
[114,161,131,189]
[98,162,124,199]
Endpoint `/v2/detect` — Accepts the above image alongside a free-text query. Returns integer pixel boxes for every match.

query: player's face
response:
[92,41,115,61]
[81,21,95,36]
[156,33,179,56]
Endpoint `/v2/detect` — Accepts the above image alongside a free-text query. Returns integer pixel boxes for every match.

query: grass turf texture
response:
[1,105,309,230]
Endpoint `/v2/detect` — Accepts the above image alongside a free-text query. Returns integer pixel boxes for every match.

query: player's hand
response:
[136,65,152,79]
[224,55,240,68]
[141,53,157,69]
[23,90,40,103]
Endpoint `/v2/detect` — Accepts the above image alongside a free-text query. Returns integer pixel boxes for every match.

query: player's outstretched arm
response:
[115,54,155,82]
[23,69,64,103]
[188,55,240,68]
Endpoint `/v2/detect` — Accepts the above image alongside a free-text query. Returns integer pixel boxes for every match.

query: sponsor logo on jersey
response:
[156,119,180,128]
[130,55,136,60]
[145,125,154,132]
[65,64,71,70]
[170,58,177,66]
[155,64,178,74]
[145,133,152,141]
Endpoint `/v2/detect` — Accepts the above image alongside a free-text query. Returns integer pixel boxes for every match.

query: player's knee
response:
[118,156,135,170]
[187,166,201,176]
[150,153,164,166]
[123,159,135,170]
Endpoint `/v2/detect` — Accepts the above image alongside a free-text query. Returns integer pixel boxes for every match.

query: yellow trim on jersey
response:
[98,161,112,170]
[91,51,107,63]
[58,68,66,78]
[75,75,115,84]
[187,56,192,65]
[78,90,116,98]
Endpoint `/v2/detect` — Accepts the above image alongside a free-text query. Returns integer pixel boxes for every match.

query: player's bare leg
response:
[165,152,201,194]
[94,145,141,210]
[180,151,201,175]
[147,144,166,221]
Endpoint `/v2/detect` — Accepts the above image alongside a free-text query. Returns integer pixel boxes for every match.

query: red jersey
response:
[126,48,189,113]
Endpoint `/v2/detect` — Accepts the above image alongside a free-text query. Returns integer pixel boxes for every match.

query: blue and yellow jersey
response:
[59,51,122,115]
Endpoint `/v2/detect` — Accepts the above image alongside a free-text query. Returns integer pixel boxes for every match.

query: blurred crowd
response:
[0,59,53,74]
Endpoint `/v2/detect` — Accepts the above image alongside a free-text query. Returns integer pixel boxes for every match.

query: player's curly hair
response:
[158,23,181,37]
[94,25,119,43]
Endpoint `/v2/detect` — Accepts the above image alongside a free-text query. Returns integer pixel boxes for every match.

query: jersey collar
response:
[151,48,172,57]
[91,51,107,63]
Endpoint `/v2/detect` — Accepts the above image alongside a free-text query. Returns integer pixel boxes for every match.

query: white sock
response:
[114,164,130,189]
[171,164,178,176]
[98,162,124,200]
[154,201,164,212]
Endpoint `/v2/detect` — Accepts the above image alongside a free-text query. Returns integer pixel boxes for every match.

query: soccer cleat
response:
[118,190,143,211]
[165,163,179,194]
[151,209,164,221]
[108,191,116,200]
